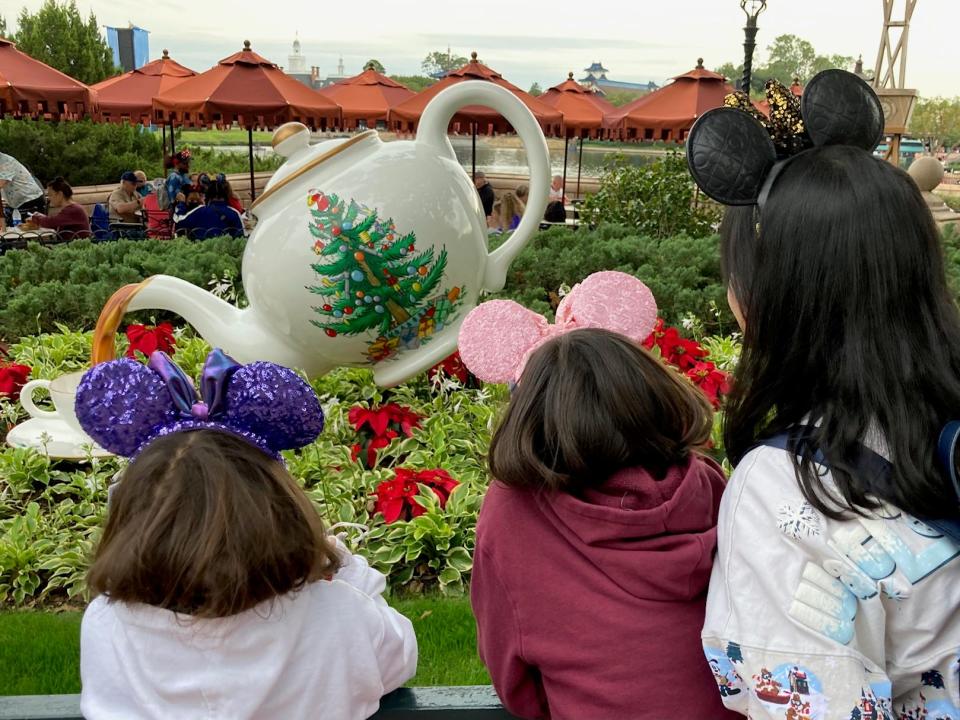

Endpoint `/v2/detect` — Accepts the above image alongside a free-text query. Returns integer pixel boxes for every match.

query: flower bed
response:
[0,319,738,608]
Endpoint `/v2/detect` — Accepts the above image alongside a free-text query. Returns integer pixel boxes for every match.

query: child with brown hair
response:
[458,271,738,720]
[75,349,416,720]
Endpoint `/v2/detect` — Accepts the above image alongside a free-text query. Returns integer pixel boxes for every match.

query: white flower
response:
[776,502,823,540]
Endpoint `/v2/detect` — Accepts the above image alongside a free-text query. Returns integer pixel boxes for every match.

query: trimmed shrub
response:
[0,237,246,341]
[494,224,735,336]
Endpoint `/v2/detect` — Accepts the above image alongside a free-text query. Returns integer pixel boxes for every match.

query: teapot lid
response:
[251,124,378,213]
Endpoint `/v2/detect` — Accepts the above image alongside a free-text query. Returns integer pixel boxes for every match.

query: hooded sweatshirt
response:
[80,548,417,720]
[471,454,740,720]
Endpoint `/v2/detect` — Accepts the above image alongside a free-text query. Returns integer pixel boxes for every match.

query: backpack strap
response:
[758,427,960,543]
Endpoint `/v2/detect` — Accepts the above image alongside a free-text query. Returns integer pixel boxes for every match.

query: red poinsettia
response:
[373,468,460,524]
[125,323,176,359]
[349,403,422,469]
[0,362,31,400]
[427,351,479,388]
[643,318,730,408]
[685,361,731,409]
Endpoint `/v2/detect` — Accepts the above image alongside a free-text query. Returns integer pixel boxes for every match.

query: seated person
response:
[487,192,522,235]
[108,172,143,224]
[223,178,245,214]
[134,170,150,198]
[25,177,91,240]
[173,178,244,240]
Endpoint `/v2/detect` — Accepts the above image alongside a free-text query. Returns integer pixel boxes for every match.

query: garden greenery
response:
[0,326,738,606]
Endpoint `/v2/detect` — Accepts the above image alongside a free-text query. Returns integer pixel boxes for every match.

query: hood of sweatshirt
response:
[535,454,726,602]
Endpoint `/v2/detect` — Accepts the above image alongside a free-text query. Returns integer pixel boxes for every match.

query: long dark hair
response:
[489,328,713,493]
[88,430,341,617]
[722,144,960,520]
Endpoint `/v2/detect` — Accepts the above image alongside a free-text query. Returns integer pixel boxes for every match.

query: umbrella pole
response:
[170,117,176,155]
[562,134,569,206]
[576,133,585,199]
[248,126,256,202]
[472,122,477,181]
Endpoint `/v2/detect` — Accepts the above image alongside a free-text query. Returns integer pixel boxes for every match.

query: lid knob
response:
[272,122,310,156]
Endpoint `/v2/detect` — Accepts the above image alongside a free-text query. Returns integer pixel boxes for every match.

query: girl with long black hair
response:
[688,72,960,718]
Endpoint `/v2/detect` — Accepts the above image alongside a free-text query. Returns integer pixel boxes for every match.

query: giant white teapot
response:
[92,82,550,385]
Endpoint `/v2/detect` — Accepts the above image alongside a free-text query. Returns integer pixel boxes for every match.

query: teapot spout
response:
[92,275,331,376]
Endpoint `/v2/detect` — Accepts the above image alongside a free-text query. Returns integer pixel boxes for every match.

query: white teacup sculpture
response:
[92,81,551,386]
[19,371,93,440]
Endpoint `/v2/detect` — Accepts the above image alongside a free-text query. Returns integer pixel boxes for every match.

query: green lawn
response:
[0,597,488,696]
[178,129,275,146]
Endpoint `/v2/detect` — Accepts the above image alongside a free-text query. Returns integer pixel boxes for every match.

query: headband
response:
[457,271,657,384]
[76,349,324,460]
[686,69,884,207]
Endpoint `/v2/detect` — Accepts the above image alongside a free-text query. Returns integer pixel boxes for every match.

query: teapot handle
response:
[416,81,550,292]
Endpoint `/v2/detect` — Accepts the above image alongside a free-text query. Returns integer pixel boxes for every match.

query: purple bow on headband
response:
[76,349,324,459]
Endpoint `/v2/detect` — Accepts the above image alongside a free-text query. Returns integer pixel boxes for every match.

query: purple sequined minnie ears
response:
[76,349,324,460]
[686,69,884,207]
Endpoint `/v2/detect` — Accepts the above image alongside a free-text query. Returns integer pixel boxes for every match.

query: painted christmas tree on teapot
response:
[305,190,463,363]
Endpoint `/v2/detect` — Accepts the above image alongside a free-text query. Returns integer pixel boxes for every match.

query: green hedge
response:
[0,120,282,186]
[494,224,734,335]
[0,237,246,341]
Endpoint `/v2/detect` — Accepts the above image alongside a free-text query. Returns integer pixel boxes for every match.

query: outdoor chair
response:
[108,221,148,240]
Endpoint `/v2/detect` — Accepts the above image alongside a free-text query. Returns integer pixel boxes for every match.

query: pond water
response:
[198,136,663,178]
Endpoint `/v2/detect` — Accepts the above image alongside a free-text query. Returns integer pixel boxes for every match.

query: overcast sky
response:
[8,0,959,96]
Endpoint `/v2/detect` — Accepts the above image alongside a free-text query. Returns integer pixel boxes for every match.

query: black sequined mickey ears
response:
[687,69,885,207]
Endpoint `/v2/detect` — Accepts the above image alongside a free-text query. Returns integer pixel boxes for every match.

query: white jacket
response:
[703,445,960,720]
[80,550,417,720]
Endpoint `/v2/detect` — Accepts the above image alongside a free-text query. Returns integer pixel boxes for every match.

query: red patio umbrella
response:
[93,49,195,127]
[0,37,97,119]
[153,40,341,199]
[318,65,414,130]
[389,52,562,179]
[540,72,616,197]
[604,59,735,142]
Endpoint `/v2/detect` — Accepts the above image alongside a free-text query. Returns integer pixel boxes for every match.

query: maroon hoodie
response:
[471,454,739,720]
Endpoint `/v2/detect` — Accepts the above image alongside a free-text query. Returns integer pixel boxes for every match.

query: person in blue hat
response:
[108,172,143,223]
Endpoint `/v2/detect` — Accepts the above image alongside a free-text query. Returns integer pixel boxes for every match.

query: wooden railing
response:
[0,688,517,719]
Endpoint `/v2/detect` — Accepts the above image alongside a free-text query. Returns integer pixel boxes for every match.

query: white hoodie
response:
[703,445,960,720]
[80,549,417,720]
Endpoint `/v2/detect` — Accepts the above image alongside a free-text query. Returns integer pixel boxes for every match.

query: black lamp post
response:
[740,0,768,93]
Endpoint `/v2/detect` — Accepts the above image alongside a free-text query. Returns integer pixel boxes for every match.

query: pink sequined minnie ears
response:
[457,271,657,384]
[76,349,324,460]
[687,69,884,207]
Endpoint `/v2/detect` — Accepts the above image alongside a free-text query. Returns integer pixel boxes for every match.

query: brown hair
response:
[489,328,713,492]
[87,430,340,618]
[46,176,73,199]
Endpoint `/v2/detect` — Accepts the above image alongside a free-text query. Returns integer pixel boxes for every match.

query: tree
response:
[911,97,960,151]
[14,0,116,84]
[305,191,464,363]
[528,82,542,96]
[716,62,743,86]
[604,89,647,108]
[421,49,468,77]
[721,35,855,96]
[0,14,7,37]
[390,75,434,93]
[364,59,385,74]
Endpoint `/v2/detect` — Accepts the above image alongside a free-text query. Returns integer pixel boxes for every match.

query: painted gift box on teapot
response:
[92,82,551,386]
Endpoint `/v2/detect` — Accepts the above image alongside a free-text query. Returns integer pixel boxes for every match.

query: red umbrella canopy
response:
[0,37,97,119]
[604,59,735,141]
[540,72,615,137]
[318,67,414,129]
[93,49,195,124]
[152,40,340,129]
[389,52,562,135]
